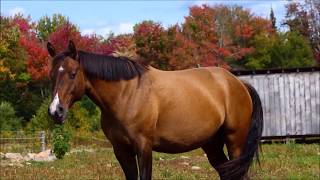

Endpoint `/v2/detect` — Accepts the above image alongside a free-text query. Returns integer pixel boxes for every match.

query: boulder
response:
[34,149,56,162]
[24,153,36,161]
[5,153,24,162]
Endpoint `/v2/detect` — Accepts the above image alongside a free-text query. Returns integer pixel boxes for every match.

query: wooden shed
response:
[232,67,320,138]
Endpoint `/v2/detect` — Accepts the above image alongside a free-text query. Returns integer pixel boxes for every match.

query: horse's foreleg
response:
[136,137,153,180]
[113,145,138,180]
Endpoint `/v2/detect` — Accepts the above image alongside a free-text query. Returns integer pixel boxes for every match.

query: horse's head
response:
[47,41,86,124]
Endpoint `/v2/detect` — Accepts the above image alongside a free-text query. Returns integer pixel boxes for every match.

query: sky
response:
[1,0,289,37]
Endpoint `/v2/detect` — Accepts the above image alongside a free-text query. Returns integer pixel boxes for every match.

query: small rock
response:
[0,152,5,159]
[191,166,201,170]
[179,162,189,166]
[5,153,24,162]
[106,163,112,167]
[203,153,207,157]
[24,153,36,161]
[159,157,164,161]
[34,149,56,162]
[180,155,190,159]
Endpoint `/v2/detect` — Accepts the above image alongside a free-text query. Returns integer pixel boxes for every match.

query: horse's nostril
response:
[57,105,64,113]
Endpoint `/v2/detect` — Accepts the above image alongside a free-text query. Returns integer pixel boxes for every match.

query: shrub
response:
[26,97,54,132]
[52,125,71,159]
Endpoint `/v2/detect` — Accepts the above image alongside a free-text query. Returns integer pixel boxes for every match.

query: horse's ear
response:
[47,42,56,57]
[68,40,77,59]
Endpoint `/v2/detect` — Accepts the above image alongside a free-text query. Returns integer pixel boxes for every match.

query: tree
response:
[0,16,41,123]
[134,20,170,68]
[244,31,315,69]
[109,34,137,58]
[133,5,274,70]
[0,101,22,131]
[284,0,320,64]
[270,7,277,30]
[183,5,228,67]
[48,23,114,55]
[134,21,200,70]
[36,14,69,42]
[0,16,28,80]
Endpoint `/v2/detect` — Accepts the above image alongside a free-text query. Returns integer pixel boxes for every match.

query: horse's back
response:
[148,67,251,153]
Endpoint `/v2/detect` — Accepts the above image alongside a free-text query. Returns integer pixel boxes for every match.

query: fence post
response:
[40,131,46,152]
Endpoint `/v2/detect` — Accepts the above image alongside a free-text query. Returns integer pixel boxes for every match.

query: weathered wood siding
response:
[239,71,320,137]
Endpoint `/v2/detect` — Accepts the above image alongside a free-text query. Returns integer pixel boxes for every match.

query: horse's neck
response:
[85,78,140,114]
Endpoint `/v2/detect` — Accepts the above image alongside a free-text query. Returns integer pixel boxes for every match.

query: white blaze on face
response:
[49,93,60,115]
[58,65,64,72]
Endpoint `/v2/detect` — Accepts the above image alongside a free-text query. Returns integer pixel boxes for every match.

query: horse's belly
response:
[152,115,222,153]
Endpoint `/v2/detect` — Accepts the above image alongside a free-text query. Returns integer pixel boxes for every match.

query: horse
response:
[47,40,263,180]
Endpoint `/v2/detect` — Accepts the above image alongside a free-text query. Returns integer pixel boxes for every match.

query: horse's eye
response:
[69,71,76,79]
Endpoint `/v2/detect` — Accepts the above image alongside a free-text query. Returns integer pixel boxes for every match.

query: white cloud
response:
[190,0,233,7]
[9,7,25,16]
[81,27,111,36]
[191,0,211,6]
[81,29,95,36]
[118,22,134,34]
[80,22,133,37]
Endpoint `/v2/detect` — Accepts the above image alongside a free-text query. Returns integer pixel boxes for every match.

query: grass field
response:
[1,143,319,180]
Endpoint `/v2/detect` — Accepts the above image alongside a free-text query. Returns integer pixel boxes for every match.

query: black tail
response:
[217,82,263,180]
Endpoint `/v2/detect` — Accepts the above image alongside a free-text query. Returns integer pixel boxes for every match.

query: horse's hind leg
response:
[201,129,228,177]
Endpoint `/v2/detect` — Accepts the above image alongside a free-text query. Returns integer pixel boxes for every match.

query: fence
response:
[0,130,111,153]
[0,131,45,153]
[234,67,320,138]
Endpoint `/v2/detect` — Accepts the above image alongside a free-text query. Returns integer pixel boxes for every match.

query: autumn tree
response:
[0,16,27,81]
[133,21,172,69]
[108,34,137,58]
[48,23,114,55]
[134,5,274,70]
[182,5,227,67]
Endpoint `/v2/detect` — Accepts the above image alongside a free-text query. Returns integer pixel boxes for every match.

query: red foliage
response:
[109,34,134,52]
[11,16,49,81]
[12,16,31,33]
[134,21,168,66]
[19,35,49,81]
[235,24,254,40]
[12,20,115,81]
[167,29,198,69]
[48,23,114,54]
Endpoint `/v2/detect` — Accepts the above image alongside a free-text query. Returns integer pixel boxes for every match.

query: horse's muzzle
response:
[48,105,66,124]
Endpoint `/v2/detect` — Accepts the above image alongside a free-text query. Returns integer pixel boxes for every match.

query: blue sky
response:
[1,1,289,37]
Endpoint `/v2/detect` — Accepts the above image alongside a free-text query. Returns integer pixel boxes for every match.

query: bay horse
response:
[47,41,263,180]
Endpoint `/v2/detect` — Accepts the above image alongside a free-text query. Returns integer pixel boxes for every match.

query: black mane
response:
[78,51,148,81]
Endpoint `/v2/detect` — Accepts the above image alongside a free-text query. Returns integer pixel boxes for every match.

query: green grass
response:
[1,143,319,180]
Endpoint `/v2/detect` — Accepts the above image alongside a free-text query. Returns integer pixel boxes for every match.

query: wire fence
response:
[0,131,46,153]
[0,130,111,154]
